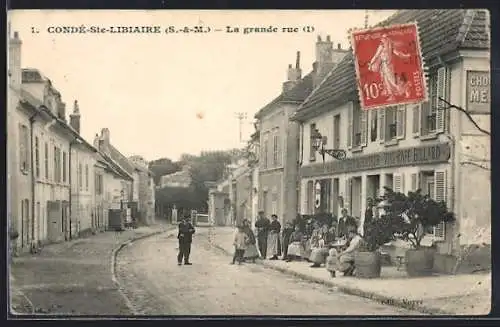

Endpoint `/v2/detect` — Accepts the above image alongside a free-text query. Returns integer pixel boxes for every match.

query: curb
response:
[209,241,452,315]
[111,226,177,315]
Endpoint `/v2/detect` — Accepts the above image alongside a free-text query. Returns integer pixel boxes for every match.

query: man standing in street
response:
[177,215,196,266]
[255,211,270,259]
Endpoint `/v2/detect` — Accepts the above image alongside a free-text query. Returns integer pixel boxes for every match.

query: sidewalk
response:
[9,222,176,315]
[208,227,491,315]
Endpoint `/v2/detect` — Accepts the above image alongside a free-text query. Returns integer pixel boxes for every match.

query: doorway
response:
[351,177,362,219]
[366,175,380,200]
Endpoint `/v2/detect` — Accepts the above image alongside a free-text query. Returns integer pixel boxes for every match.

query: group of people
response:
[231,209,364,277]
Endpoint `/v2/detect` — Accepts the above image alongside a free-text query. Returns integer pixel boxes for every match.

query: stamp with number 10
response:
[350,23,428,111]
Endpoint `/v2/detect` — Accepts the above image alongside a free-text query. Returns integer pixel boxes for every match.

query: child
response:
[232,225,248,265]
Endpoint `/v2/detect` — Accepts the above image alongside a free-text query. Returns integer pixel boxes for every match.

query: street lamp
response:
[311,128,347,162]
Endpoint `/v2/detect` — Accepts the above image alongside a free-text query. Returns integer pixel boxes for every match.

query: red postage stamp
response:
[350,23,427,110]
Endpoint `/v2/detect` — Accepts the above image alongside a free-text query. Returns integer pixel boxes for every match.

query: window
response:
[44,142,49,179]
[272,132,280,166]
[262,135,269,169]
[419,170,447,240]
[62,152,67,183]
[370,111,378,142]
[348,101,367,148]
[309,123,316,161]
[95,173,103,194]
[54,146,61,183]
[78,163,83,190]
[381,106,406,143]
[420,67,448,136]
[35,137,40,178]
[85,164,89,191]
[19,124,29,173]
[333,115,341,149]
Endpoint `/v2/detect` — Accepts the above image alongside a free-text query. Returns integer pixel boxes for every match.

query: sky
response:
[9,10,396,162]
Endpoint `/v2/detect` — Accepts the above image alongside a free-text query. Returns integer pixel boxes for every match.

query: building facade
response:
[129,155,156,225]
[292,9,490,268]
[256,37,347,225]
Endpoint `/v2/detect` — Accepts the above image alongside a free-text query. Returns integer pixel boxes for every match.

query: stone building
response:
[129,155,156,225]
[255,38,347,224]
[291,9,490,273]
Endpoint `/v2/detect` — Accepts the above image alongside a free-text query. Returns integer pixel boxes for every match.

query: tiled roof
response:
[19,87,97,153]
[254,71,314,119]
[107,144,137,176]
[100,151,134,181]
[293,9,490,121]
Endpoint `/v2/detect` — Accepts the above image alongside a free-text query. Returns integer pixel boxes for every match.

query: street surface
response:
[116,230,421,315]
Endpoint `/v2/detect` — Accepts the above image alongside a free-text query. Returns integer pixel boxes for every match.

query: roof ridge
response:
[295,56,347,115]
[457,9,477,45]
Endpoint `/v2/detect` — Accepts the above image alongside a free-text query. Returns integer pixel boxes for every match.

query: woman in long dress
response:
[309,224,334,268]
[267,215,281,260]
[285,225,306,262]
[242,219,259,262]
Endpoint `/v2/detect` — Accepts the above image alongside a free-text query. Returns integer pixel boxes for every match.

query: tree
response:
[380,186,455,249]
[148,158,181,186]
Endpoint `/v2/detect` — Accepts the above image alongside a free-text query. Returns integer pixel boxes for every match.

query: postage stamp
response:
[350,23,427,111]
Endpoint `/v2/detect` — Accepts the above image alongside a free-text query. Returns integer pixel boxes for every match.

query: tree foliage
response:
[379,186,455,249]
[148,158,181,186]
[153,149,243,213]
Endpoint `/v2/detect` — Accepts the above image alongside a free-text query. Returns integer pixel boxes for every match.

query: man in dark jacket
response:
[254,211,270,259]
[177,215,196,265]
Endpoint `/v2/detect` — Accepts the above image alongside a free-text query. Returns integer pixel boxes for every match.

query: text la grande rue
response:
[226,25,306,34]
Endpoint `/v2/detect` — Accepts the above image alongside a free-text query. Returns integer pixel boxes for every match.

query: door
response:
[61,201,69,240]
[47,201,62,243]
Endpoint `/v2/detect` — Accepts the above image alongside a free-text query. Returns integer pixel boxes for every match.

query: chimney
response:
[315,34,333,64]
[93,133,100,149]
[101,128,110,145]
[283,51,302,93]
[69,100,81,133]
[8,30,22,89]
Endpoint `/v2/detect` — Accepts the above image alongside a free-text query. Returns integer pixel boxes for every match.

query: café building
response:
[290,9,490,271]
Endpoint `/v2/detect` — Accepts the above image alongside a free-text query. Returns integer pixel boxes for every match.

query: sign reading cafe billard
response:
[350,23,427,110]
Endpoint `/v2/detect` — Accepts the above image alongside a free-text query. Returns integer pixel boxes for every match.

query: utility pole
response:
[234,112,247,143]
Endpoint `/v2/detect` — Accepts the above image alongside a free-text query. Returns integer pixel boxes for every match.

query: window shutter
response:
[393,173,404,194]
[19,124,25,171]
[412,104,420,137]
[378,108,386,144]
[420,101,430,136]
[397,106,406,140]
[360,109,368,146]
[410,172,420,191]
[435,67,447,133]
[347,103,353,149]
[433,169,447,239]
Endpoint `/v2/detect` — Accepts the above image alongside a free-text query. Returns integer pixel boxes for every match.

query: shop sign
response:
[466,71,490,113]
[300,143,451,177]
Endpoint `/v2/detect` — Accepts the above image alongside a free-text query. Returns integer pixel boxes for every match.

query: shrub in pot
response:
[381,187,455,277]
[355,214,397,278]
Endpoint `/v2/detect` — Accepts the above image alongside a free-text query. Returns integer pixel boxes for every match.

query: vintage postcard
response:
[7,9,491,317]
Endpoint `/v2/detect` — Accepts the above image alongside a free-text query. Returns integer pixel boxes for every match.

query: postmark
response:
[350,23,427,110]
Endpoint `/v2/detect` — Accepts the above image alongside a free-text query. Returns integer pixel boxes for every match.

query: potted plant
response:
[381,187,455,276]
[354,213,397,278]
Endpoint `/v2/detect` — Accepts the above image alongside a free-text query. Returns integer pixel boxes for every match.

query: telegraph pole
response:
[234,112,247,143]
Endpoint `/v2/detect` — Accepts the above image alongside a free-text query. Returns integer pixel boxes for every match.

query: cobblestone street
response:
[116,229,421,315]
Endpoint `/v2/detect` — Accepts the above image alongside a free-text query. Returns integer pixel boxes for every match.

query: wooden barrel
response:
[354,251,382,278]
